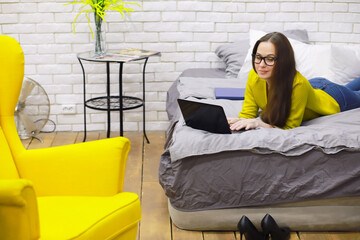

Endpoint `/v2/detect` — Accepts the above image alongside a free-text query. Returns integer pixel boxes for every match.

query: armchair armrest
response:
[0,179,40,240]
[14,137,131,197]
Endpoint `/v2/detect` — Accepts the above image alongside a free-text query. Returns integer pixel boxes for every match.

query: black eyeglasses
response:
[252,54,277,66]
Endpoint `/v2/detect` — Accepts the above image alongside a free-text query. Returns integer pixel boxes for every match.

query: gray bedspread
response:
[170,76,360,162]
[160,68,360,211]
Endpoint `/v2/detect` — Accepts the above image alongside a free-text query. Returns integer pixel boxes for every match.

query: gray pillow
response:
[215,29,309,78]
[215,38,249,78]
[283,29,310,44]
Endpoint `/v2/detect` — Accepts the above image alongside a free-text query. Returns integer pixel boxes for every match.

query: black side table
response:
[77,49,161,143]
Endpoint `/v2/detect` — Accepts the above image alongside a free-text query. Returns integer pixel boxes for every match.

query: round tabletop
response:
[77,49,161,63]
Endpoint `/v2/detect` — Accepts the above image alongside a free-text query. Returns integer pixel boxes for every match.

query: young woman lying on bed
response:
[228,32,360,131]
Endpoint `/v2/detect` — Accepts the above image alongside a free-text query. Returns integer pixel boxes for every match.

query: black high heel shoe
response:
[237,215,269,240]
[261,214,290,240]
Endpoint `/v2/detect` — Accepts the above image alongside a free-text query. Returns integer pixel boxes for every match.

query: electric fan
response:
[15,77,51,142]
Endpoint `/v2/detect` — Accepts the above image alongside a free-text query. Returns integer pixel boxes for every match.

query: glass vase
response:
[94,13,106,57]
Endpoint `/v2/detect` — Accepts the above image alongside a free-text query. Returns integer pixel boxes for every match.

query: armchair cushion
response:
[38,193,141,240]
[15,137,130,196]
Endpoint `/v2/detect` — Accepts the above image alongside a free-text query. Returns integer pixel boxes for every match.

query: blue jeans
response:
[309,77,360,112]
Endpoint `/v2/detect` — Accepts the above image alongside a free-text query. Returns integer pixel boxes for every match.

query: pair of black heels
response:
[237,214,290,240]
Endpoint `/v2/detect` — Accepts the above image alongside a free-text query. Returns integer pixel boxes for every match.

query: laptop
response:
[177,99,232,134]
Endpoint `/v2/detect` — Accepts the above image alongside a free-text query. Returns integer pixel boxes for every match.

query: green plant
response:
[66,0,140,38]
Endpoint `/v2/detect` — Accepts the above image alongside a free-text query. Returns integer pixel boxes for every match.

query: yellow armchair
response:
[0,35,141,240]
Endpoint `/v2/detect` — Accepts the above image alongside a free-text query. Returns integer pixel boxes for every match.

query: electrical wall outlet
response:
[61,104,76,114]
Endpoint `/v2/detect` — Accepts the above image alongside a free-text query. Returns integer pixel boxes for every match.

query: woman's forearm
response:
[257,120,275,128]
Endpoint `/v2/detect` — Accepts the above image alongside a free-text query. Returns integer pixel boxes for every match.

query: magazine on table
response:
[100,48,160,62]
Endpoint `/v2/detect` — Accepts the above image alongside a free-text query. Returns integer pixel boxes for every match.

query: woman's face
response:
[254,41,276,81]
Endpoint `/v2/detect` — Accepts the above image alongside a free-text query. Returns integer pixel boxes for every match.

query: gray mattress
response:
[159,68,360,230]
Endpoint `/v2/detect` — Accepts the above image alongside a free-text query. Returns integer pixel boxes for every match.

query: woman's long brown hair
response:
[252,32,296,128]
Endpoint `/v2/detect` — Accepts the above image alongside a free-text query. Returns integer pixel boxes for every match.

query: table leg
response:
[119,63,123,136]
[106,62,111,138]
[143,57,150,144]
[78,58,87,142]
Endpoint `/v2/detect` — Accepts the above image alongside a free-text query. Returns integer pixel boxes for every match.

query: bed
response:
[159,30,360,231]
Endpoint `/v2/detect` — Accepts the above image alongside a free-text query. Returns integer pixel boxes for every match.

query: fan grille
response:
[15,77,50,139]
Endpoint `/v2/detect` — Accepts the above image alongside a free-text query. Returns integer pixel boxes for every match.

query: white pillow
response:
[328,45,360,85]
[292,43,332,80]
[237,29,332,84]
[237,30,266,85]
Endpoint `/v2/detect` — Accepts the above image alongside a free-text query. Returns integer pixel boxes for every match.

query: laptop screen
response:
[177,99,232,134]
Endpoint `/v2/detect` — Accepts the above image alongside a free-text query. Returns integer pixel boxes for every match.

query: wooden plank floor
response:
[22,131,360,240]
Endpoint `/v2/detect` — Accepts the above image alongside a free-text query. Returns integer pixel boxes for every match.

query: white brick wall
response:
[1,0,360,132]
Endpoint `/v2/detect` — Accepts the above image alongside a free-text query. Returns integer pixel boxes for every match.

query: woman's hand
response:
[227,118,274,131]
[227,117,242,126]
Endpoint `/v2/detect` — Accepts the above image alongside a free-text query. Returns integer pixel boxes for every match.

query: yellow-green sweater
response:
[239,69,340,129]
